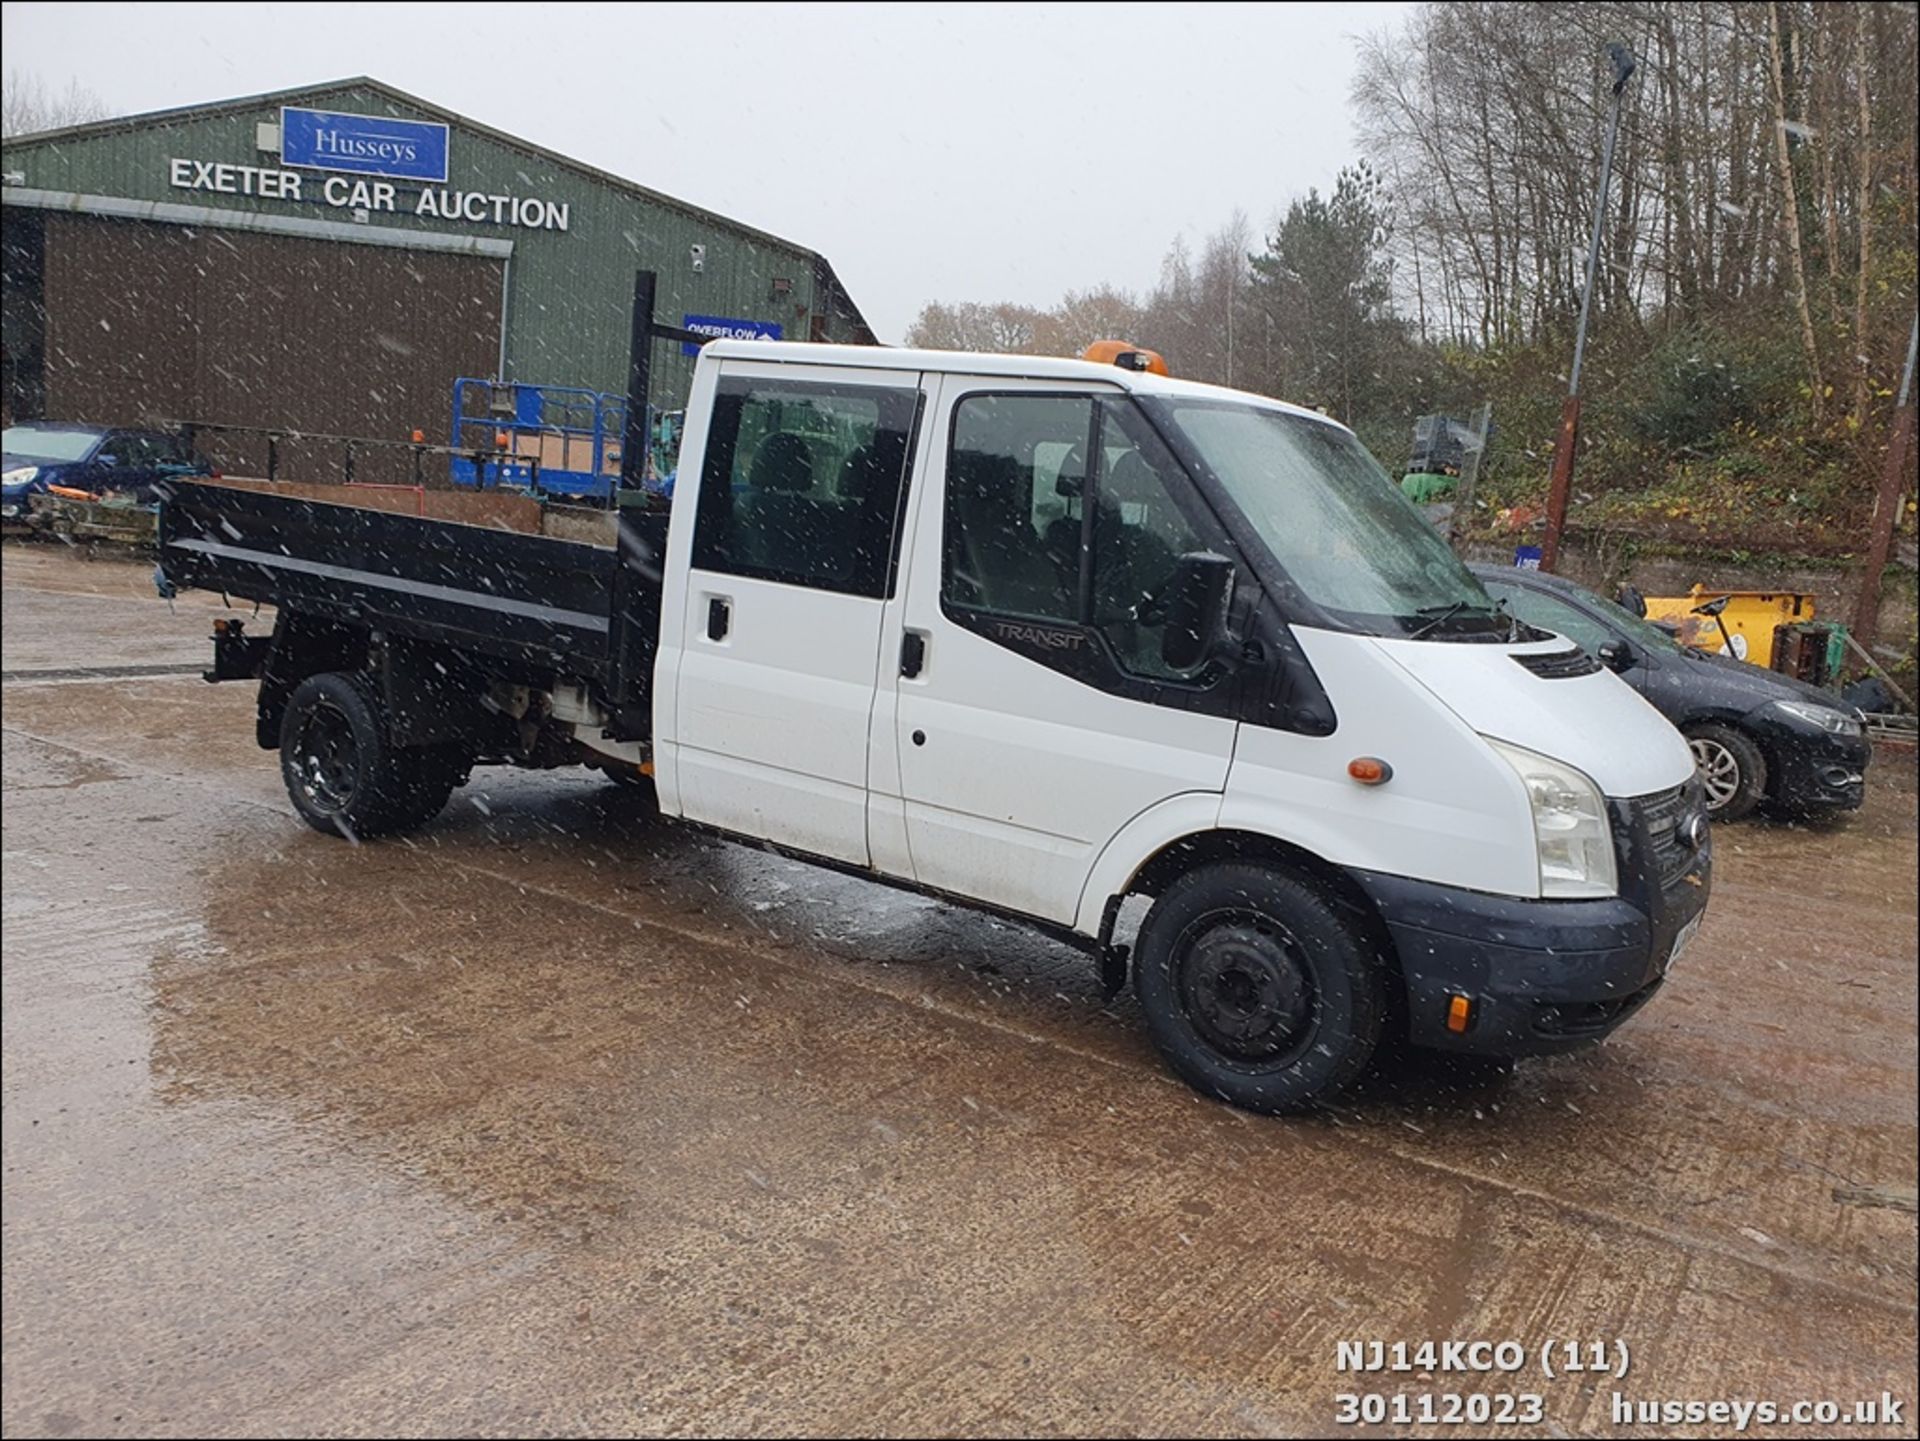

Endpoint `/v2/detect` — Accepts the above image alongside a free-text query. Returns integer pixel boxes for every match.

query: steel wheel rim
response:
[292,700,359,812]
[1689,737,1741,810]
[1173,908,1318,1066]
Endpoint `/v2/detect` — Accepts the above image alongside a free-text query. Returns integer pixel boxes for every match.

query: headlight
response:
[3,466,39,486]
[1769,699,1861,736]
[1487,738,1619,899]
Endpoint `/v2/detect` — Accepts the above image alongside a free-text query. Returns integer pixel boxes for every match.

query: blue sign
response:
[682,314,783,356]
[281,107,449,183]
[1513,545,1543,570]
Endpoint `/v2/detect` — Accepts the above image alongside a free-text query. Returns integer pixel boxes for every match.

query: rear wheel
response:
[1134,862,1387,1114]
[1685,723,1766,822]
[279,672,464,838]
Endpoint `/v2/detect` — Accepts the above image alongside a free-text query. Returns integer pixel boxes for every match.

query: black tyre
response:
[279,672,463,838]
[1134,862,1388,1114]
[1685,723,1766,822]
[380,742,471,833]
[595,766,660,826]
[595,759,656,794]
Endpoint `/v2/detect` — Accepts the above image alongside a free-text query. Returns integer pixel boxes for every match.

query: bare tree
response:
[2,69,108,138]
[1768,0,1827,421]
[904,300,1045,353]
[1031,287,1144,356]
[1852,3,1876,423]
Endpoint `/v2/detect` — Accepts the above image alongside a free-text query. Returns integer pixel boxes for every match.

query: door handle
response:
[900,630,927,678]
[706,596,731,641]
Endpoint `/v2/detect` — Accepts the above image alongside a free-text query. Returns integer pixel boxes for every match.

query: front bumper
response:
[1752,713,1871,812]
[1352,794,1712,1056]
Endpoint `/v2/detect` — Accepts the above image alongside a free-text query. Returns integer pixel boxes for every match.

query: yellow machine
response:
[1638,585,1815,668]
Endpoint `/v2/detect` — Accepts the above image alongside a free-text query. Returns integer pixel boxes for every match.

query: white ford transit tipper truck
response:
[159,339,1711,1113]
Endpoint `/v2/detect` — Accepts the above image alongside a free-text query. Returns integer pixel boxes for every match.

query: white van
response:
[166,340,1713,1113]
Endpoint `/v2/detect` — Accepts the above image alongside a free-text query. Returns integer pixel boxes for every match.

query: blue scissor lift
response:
[449,380,629,502]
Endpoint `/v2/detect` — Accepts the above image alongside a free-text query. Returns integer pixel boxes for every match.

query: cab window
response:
[1088,415,1205,679]
[693,376,918,598]
[943,394,1088,622]
[108,433,175,467]
[943,393,1208,681]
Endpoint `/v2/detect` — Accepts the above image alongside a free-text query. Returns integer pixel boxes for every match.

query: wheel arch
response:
[1678,709,1775,760]
[257,611,369,749]
[1080,815,1401,987]
[1123,829,1393,946]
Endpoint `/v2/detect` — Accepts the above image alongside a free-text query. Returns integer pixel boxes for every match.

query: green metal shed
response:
[0,77,873,471]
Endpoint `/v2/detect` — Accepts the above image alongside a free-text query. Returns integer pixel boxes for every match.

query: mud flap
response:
[1096,895,1130,1001]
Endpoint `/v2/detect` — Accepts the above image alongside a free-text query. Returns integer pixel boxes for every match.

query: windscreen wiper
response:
[1406,600,1500,640]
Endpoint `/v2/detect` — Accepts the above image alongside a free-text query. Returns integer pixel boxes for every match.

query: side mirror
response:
[1617,584,1647,618]
[1160,551,1237,673]
[1597,639,1635,672]
[95,452,119,468]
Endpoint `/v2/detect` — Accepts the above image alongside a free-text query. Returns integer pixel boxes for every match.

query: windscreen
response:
[1589,589,1688,652]
[1155,400,1506,640]
[3,427,99,463]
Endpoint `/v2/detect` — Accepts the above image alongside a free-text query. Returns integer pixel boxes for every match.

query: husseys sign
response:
[280,108,447,183]
[164,106,570,233]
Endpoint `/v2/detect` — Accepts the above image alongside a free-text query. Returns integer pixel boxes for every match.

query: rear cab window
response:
[691,375,919,598]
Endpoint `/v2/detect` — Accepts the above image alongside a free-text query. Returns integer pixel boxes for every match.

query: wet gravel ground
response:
[3,544,1915,1437]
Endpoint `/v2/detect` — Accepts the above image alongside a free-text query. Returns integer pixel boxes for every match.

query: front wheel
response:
[1685,723,1766,822]
[1134,862,1387,1113]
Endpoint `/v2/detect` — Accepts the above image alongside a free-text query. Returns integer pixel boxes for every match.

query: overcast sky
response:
[2,0,1415,341]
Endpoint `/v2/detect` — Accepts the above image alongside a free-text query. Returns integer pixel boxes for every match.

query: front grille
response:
[1512,646,1602,679]
[1636,781,1704,890]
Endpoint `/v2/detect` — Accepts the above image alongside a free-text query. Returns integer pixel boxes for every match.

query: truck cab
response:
[649,341,1710,1109]
[161,339,1711,1114]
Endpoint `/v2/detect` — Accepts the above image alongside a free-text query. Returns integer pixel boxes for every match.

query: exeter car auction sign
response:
[280,107,448,184]
[165,105,571,233]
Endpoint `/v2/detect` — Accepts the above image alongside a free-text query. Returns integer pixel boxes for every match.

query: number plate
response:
[1666,913,1703,970]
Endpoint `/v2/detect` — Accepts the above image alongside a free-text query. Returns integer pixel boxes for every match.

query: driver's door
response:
[877,377,1239,925]
[92,432,166,499]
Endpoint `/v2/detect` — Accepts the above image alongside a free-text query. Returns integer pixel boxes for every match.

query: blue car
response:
[2,421,205,521]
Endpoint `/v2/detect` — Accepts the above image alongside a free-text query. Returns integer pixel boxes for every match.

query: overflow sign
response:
[682,315,783,356]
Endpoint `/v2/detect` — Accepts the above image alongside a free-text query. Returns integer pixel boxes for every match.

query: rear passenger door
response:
[672,362,923,865]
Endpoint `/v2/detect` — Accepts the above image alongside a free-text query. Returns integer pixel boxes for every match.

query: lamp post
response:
[1541,42,1636,573]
